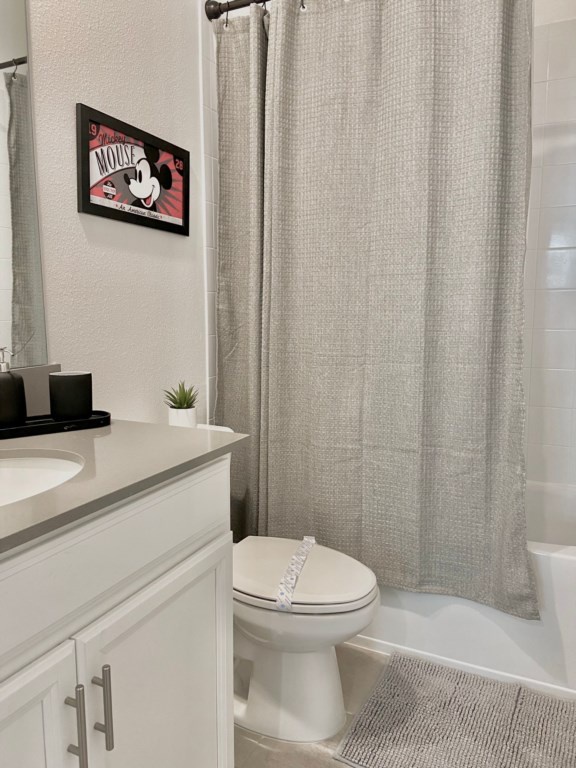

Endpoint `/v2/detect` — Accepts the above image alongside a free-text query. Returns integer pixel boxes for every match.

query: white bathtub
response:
[358,481,576,697]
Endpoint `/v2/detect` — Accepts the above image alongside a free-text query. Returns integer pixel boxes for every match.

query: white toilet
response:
[233,536,379,743]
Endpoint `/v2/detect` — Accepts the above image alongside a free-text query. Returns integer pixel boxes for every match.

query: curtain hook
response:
[300,0,307,11]
[11,59,18,80]
[224,1,230,27]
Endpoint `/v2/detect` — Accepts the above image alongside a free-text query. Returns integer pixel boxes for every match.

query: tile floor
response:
[234,644,389,768]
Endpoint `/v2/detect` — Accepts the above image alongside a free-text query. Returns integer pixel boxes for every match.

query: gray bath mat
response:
[336,653,576,768]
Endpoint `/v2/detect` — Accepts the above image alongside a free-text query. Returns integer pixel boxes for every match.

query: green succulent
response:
[163,381,199,409]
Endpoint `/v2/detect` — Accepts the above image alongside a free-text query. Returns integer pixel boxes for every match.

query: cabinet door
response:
[0,642,78,768]
[74,533,233,768]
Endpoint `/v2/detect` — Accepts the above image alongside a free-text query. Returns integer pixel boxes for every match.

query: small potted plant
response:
[164,381,199,428]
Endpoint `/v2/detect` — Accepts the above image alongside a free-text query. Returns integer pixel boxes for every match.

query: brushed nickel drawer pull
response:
[92,664,115,751]
[65,684,89,767]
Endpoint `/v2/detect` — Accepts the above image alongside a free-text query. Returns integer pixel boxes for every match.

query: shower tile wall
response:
[0,82,12,350]
[527,14,576,484]
[201,11,218,423]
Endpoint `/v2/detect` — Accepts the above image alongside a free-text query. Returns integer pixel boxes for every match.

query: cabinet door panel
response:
[74,534,232,768]
[0,642,77,768]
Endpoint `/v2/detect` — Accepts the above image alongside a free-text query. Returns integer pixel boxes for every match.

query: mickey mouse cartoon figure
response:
[124,144,172,212]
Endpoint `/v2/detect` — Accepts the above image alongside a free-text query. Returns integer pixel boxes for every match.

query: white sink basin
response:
[0,451,84,507]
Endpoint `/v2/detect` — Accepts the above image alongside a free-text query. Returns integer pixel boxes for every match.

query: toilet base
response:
[234,643,346,742]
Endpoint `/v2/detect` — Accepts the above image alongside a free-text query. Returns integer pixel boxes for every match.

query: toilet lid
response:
[233,536,377,610]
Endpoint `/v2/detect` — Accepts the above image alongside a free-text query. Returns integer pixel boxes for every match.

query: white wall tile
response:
[206,247,216,292]
[524,249,538,289]
[0,195,11,228]
[530,367,574,407]
[536,248,576,288]
[526,443,575,483]
[0,227,10,255]
[0,169,11,198]
[534,0,576,27]
[210,110,219,159]
[524,327,533,367]
[542,122,576,165]
[547,20,576,80]
[0,320,11,348]
[547,77,576,122]
[540,164,576,206]
[212,157,219,203]
[538,206,576,248]
[208,333,216,375]
[204,155,214,203]
[532,125,545,167]
[203,108,214,158]
[532,329,576,368]
[525,289,535,328]
[201,23,220,424]
[532,82,548,125]
[0,259,11,290]
[202,57,211,108]
[201,16,216,63]
[533,289,576,329]
[204,203,215,248]
[529,167,543,208]
[526,208,540,249]
[207,291,216,335]
[533,26,549,83]
[0,289,11,322]
[208,376,217,419]
[528,406,573,445]
[209,64,218,111]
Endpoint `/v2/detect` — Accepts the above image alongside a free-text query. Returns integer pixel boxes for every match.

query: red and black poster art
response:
[76,104,190,236]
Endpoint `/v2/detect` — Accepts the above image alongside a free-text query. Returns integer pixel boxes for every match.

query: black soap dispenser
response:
[0,348,27,428]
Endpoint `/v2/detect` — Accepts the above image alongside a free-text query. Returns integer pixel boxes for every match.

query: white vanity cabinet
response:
[0,454,235,768]
[0,642,77,768]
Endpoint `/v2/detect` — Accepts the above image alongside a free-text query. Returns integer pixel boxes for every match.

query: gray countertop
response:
[0,420,248,557]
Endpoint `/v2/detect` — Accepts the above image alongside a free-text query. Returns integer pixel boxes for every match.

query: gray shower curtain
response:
[216,0,538,619]
[4,74,46,368]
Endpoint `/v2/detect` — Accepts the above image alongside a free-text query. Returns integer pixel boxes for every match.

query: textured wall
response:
[26,0,206,423]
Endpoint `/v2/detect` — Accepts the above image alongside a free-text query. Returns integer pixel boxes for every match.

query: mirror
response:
[0,0,47,368]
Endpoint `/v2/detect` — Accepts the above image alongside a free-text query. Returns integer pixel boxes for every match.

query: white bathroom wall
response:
[526,3,576,483]
[25,0,207,424]
[0,0,28,353]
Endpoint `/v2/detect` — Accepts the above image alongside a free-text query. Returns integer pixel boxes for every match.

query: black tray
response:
[0,410,111,440]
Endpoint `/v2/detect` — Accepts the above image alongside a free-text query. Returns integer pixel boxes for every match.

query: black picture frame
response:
[76,104,190,236]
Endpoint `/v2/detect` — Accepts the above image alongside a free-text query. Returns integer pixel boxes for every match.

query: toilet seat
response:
[233,536,378,615]
[233,584,380,614]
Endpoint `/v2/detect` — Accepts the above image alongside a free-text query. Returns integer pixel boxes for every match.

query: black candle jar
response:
[49,372,93,421]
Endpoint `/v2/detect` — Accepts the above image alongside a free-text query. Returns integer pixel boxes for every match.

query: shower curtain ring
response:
[300,0,307,11]
[11,59,18,80]
[224,1,230,27]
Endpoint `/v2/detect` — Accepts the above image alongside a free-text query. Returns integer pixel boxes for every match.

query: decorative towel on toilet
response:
[215,0,539,619]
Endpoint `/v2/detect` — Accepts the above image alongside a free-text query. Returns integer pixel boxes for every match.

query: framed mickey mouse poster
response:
[76,104,190,236]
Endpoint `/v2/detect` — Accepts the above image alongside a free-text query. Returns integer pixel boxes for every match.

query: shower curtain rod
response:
[0,56,27,71]
[205,0,269,21]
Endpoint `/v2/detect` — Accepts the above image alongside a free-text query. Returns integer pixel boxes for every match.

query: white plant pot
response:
[168,407,197,428]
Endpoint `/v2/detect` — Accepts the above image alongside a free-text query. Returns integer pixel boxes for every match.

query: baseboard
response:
[346,634,576,701]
